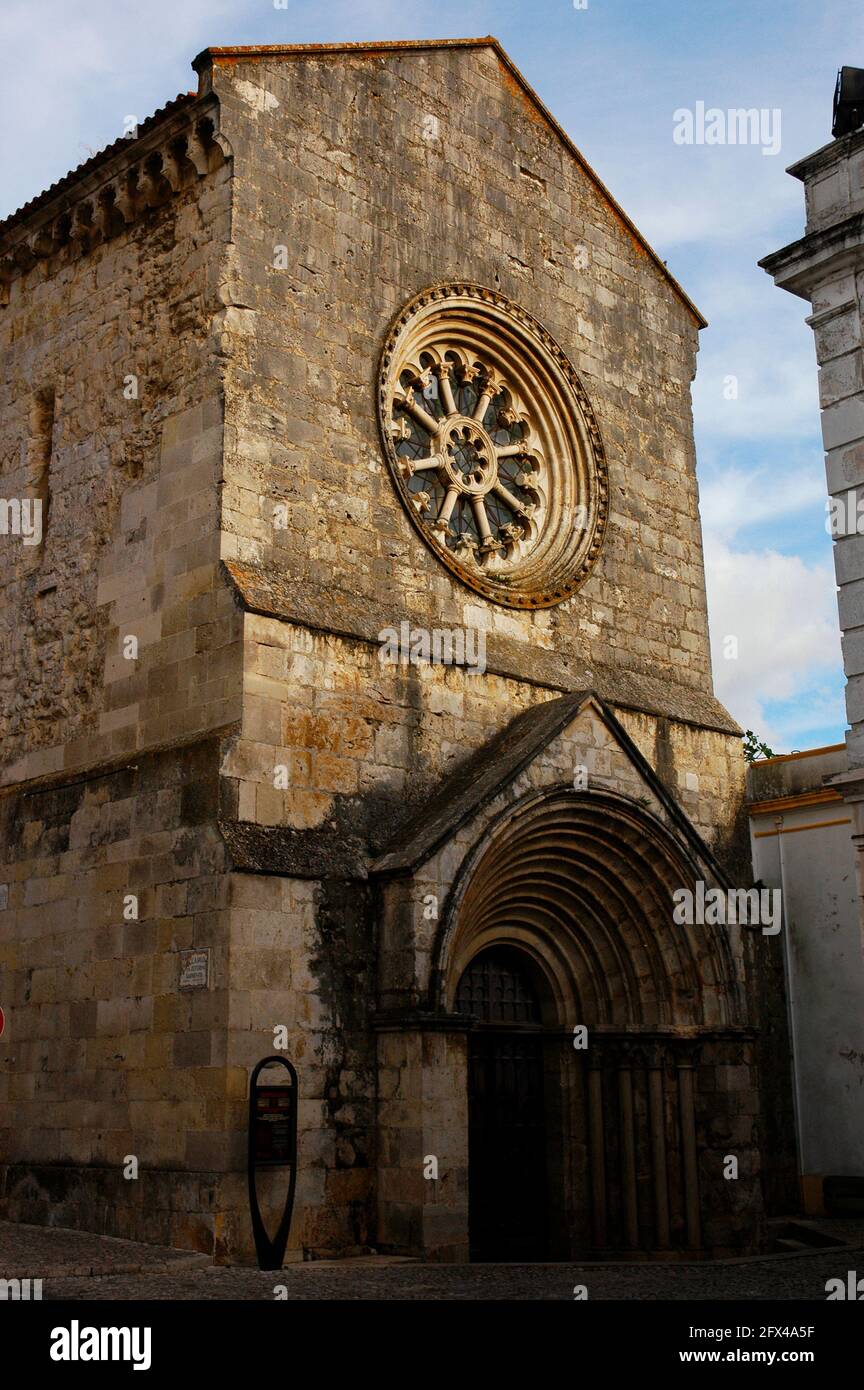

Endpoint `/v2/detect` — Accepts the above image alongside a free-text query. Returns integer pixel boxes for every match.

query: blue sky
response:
[2,0,858,751]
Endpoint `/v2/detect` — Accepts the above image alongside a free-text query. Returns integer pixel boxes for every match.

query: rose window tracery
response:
[378,285,608,608]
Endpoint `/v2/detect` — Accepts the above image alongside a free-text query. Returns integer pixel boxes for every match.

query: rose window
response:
[378,284,608,608]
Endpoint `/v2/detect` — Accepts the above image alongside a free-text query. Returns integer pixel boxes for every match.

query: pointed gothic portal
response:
[441,790,744,1260]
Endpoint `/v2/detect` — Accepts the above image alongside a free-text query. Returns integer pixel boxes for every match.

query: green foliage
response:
[742,729,775,763]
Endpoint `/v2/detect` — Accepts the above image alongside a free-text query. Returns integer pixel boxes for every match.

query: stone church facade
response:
[0,39,789,1262]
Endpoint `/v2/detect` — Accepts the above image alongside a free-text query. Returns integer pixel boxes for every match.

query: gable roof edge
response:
[193,36,705,328]
[370,691,730,882]
[486,40,706,329]
[596,701,730,887]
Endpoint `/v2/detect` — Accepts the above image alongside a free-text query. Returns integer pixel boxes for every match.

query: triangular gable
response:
[193,37,705,328]
[370,691,728,883]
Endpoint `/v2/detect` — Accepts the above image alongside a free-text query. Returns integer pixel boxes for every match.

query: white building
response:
[761,106,864,1212]
[748,746,864,1212]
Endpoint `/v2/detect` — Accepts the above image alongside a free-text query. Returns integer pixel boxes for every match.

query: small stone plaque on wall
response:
[178,949,210,991]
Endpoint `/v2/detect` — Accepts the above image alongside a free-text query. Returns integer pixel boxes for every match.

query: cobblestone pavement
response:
[41,1248,864,1301]
[0,1221,210,1279]
[4,1218,863,1300]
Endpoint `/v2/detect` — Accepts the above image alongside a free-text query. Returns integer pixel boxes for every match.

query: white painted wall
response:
[750,785,864,1177]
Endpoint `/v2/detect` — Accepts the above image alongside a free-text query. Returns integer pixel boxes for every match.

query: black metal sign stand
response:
[248,1056,299,1270]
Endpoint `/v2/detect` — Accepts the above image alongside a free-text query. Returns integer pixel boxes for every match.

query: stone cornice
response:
[785,127,864,183]
[222,558,742,736]
[758,210,864,298]
[0,93,230,306]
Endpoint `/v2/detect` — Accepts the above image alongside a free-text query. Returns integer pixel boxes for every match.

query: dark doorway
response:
[455,947,549,1260]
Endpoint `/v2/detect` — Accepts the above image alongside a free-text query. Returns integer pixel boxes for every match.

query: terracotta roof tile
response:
[0,93,195,238]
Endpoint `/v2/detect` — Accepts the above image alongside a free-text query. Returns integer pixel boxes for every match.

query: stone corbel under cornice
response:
[0,95,232,307]
[758,211,864,300]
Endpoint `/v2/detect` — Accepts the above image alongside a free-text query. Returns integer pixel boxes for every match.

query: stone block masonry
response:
[0,39,787,1262]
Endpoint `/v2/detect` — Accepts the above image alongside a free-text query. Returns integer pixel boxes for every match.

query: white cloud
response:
[705,532,844,748]
[629,147,800,251]
[698,463,825,539]
[693,331,821,441]
[0,0,247,218]
[0,0,458,219]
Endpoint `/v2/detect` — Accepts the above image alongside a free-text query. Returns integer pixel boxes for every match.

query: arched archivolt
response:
[434,786,744,1029]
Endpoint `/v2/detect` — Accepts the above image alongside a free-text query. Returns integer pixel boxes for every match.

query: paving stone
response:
[0,1220,210,1279]
[43,1243,864,1302]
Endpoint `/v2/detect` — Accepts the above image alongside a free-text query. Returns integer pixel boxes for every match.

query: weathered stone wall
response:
[222,870,377,1258]
[0,117,250,1255]
[0,127,237,787]
[0,40,777,1264]
[0,740,237,1253]
[206,44,715,709]
[223,615,746,868]
[0,739,375,1261]
[377,1027,470,1262]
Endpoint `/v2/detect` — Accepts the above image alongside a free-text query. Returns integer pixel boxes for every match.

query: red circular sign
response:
[0,1006,5,1038]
